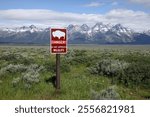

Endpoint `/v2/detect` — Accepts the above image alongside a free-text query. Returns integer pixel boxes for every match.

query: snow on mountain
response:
[1,25,44,33]
[67,24,81,33]
[66,23,136,43]
[111,24,133,37]
[92,22,111,33]
[80,24,90,32]
[144,30,150,36]
[0,23,150,44]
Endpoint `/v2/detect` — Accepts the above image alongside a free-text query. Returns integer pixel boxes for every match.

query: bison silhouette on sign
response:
[52,30,65,39]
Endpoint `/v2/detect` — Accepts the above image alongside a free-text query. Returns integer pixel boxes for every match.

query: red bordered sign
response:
[50,28,67,54]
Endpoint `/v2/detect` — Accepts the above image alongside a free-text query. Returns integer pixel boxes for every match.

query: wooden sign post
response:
[50,28,67,89]
[56,54,60,89]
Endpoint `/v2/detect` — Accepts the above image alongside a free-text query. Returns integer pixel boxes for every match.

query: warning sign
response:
[50,28,67,54]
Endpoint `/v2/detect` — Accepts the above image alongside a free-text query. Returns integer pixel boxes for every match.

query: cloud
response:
[128,0,150,7]
[0,9,103,27]
[105,9,150,31]
[84,2,103,7]
[111,1,118,6]
[0,9,149,31]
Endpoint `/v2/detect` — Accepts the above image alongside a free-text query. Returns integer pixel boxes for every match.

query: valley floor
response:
[0,45,150,100]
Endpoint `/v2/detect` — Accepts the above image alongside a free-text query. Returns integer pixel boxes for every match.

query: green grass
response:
[0,45,150,100]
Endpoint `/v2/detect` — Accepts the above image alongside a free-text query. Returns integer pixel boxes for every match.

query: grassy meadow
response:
[0,45,150,100]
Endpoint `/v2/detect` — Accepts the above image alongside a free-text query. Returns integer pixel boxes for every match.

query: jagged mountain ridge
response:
[67,23,135,44]
[0,23,150,44]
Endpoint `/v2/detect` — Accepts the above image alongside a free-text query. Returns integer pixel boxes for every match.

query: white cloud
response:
[0,9,149,31]
[84,2,103,7]
[128,0,150,7]
[105,9,150,31]
[0,9,103,27]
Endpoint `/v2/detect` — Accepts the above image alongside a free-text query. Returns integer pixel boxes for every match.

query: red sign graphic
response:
[50,28,67,54]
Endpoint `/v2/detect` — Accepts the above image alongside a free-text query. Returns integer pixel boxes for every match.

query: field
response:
[0,45,150,100]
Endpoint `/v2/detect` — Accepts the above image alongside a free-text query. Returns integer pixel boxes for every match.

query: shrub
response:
[88,59,129,77]
[0,51,35,65]
[12,77,20,87]
[21,65,44,88]
[64,50,76,60]
[60,61,71,73]
[43,61,56,73]
[26,64,45,73]
[89,58,150,88]
[22,71,40,84]
[0,52,18,61]
[64,49,88,65]
[0,64,27,77]
[91,86,120,100]
[9,64,45,88]
[117,62,150,88]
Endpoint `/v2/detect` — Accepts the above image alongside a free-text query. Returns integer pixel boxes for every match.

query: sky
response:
[0,0,150,31]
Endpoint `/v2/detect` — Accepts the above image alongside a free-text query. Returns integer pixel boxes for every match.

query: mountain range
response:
[0,23,150,44]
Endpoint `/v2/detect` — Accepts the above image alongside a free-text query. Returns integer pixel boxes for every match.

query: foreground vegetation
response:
[0,45,150,100]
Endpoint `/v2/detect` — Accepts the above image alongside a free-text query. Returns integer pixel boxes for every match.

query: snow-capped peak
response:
[1,25,44,33]
[112,24,127,33]
[29,25,37,29]
[92,22,111,33]
[67,24,81,33]
[111,24,133,36]
[143,30,150,36]
[80,24,90,31]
